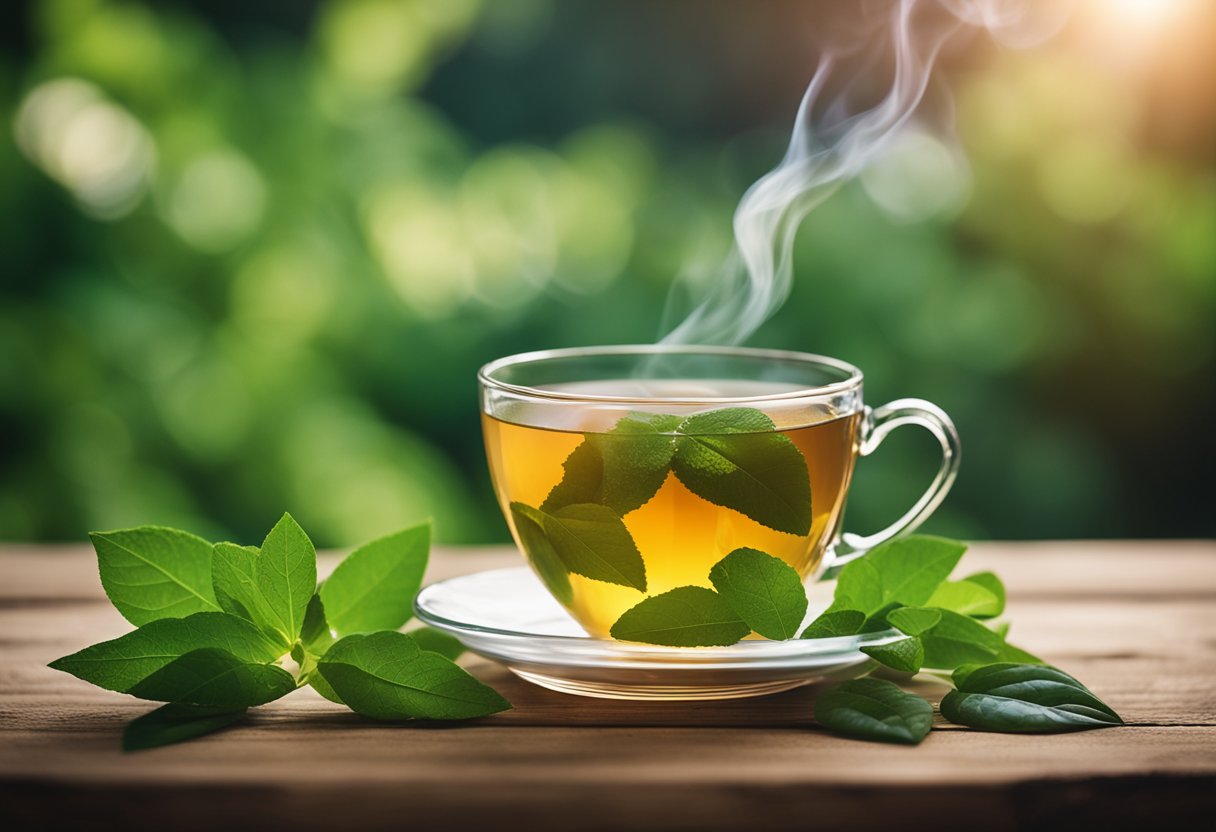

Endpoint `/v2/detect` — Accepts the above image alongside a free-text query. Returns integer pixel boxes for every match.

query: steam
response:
[658,0,1068,348]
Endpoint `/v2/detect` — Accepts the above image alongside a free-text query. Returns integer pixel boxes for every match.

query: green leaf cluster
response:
[511,408,814,603]
[51,514,508,750]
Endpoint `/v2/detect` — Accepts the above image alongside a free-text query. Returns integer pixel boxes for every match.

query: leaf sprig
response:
[51,514,510,750]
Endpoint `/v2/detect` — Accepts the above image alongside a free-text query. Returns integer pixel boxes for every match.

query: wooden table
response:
[2,541,1214,831]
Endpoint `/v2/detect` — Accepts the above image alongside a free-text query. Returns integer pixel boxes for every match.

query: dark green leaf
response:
[123,703,247,751]
[299,593,334,656]
[814,678,933,745]
[509,502,573,604]
[830,536,967,616]
[800,609,866,639]
[886,606,942,636]
[861,637,924,673]
[542,412,679,516]
[941,663,1123,732]
[255,513,317,644]
[671,408,812,536]
[542,503,647,592]
[708,547,807,639]
[319,522,429,635]
[318,631,509,720]
[127,648,296,707]
[49,612,284,693]
[609,586,750,646]
[91,527,221,626]
[406,628,466,661]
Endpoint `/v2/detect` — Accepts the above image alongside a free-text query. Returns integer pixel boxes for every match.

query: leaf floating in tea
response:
[861,637,924,673]
[610,586,750,646]
[509,503,575,604]
[318,631,510,721]
[800,609,867,639]
[540,503,648,592]
[940,663,1123,733]
[90,526,222,626]
[543,412,680,516]
[814,678,933,745]
[670,408,813,536]
[708,547,808,640]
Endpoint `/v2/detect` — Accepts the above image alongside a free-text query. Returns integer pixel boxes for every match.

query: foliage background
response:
[1,0,1213,546]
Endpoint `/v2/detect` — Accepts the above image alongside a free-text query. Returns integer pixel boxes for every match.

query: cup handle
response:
[819,398,961,580]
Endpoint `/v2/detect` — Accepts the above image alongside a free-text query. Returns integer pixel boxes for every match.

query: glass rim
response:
[478,344,864,405]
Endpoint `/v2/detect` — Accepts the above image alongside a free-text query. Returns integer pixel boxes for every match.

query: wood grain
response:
[1,541,1214,831]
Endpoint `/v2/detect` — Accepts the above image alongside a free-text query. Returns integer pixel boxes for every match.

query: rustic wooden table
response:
[2,541,1214,831]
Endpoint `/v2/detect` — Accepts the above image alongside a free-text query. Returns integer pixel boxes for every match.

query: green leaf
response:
[318,631,510,720]
[913,608,1003,669]
[671,408,812,536]
[814,678,933,745]
[319,523,429,635]
[886,607,942,636]
[800,609,866,639]
[995,640,1044,665]
[708,547,808,640]
[509,502,573,604]
[299,593,334,656]
[925,577,1002,618]
[406,628,466,661]
[49,612,284,693]
[830,536,967,616]
[128,648,296,707]
[90,527,221,626]
[609,586,750,646]
[211,543,270,627]
[861,637,924,673]
[123,703,247,751]
[309,671,345,705]
[542,503,647,592]
[941,663,1123,732]
[542,412,680,516]
[255,513,317,644]
[961,571,1006,617]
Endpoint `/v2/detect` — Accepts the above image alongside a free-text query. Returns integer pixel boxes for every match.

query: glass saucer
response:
[414,567,902,701]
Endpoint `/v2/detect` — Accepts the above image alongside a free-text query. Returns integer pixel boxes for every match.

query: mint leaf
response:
[49,612,284,693]
[509,502,573,604]
[541,503,647,592]
[995,640,1044,665]
[128,647,296,707]
[123,703,247,751]
[407,628,466,661]
[708,547,807,640]
[801,609,866,639]
[886,606,942,636]
[940,663,1123,732]
[318,631,510,720]
[256,513,317,644]
[299,593,334,656]
[861,637,924,673]
[831,535,967,616]
[926,574,1003,618]
[320,523,429,635]
[814,678,933,745]
[543,413,679,516]
[609,586,750,646]
[912,608,1003,669]
[671,408,812,535]
[211,542,292,649]
[90,527,221,626]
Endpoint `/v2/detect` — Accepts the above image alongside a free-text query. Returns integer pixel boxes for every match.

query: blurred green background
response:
[1,0,1213,546]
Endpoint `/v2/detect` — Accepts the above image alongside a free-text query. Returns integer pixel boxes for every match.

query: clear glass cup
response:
[479,345,960,638]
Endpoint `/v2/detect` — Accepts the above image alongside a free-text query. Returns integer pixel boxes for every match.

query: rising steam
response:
[658,0,1068,348]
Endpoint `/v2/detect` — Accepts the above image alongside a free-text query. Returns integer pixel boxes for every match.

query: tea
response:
[483,380,861,637]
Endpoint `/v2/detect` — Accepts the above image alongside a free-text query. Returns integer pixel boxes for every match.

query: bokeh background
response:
[1,0,1213,547]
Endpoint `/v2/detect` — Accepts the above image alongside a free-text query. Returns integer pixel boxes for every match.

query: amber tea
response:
[484,380,861,637]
